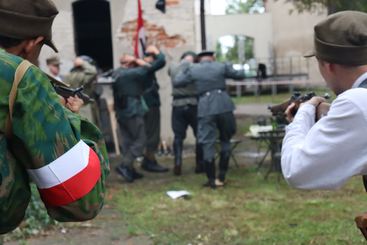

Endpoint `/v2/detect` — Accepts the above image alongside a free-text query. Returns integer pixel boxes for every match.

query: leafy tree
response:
[225,0,265,14]
[216,35,254,63]
[215,41,224,61]
[284,0,367,14]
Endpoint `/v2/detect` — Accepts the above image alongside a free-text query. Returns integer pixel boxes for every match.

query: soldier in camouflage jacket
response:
[0,0,109,234]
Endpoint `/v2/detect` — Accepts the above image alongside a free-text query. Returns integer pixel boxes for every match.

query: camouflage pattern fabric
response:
[64,62,99,125]
[64,62,97,97]
[0,48,109,234]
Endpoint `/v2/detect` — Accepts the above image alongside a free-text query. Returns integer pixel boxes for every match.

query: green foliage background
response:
[283,0,367,14]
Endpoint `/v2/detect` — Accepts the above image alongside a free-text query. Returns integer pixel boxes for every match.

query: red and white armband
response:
[27,140,101,206]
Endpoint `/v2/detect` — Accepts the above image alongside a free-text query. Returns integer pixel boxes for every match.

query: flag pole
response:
[200,0,207,50]
[134,0,146,58]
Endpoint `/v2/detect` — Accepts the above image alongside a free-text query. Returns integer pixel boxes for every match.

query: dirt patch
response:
[6,178,152,245]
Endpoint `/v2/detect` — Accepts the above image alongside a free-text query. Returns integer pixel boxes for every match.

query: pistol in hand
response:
[52,84,94,104]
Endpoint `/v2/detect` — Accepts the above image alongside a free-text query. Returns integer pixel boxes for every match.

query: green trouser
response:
[144,106,160,153]
[118,116,146,167]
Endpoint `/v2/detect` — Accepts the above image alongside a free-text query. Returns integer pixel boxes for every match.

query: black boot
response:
[173,140,183,176]
[115,165,134,183]
[218,151,230,182]
[116,153,136,182]
[131,167,144,179]
[142,157,169,172]
[203,159,216,189]
[195,143,205,174]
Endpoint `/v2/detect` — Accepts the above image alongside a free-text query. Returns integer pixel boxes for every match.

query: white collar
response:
[352,72,367,88]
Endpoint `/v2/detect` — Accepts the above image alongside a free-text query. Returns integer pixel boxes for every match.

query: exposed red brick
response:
[166,0,180,6]
[119,19,186,49]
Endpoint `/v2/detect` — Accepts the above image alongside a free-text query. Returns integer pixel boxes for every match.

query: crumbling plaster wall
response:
[39,0,198,146]
[39,0,75,74]
[113,0,197,144]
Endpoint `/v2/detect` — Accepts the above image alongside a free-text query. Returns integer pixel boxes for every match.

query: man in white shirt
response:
[282,11,367,190]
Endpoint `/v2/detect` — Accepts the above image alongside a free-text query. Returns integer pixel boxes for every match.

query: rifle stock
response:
[268,92,330,122]
[356,175,367,240]
[268,92,315,116]
[355,213,367,240]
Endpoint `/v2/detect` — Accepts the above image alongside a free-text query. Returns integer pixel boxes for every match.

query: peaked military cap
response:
[197,50,215,58]
[180,51,197,60]
[0,0,59,52]
[305,11,367,66]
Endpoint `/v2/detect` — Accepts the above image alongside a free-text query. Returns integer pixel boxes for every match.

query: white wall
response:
[268,0,327,83]
[205,13,273,60]
[39,0,75,74]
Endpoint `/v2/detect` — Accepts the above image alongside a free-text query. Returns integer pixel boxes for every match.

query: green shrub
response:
[4,184,58,241]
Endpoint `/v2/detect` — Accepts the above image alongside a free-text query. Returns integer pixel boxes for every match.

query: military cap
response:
[0,0,59,52]
[46,55,60,65]
[197,50,215,58]
[180,51,197,60]
[305,11,367,66]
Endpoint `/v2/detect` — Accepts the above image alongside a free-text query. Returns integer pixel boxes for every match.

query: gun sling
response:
[5,60,32,138]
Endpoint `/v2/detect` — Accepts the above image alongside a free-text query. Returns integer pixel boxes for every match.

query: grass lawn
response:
[92,85,358,244]
[111,105,365,245]
[114,160,367,245]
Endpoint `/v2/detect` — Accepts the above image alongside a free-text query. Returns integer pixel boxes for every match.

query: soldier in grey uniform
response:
[169,51,204,175]
[174,51,245,188]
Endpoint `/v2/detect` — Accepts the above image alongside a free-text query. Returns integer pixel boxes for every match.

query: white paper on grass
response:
[166,190,191,199]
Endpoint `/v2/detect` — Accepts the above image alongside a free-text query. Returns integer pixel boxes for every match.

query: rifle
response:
[48,74,94,104]
[355,176,367,240]
[355,213,367,240]
[268,91,330,123]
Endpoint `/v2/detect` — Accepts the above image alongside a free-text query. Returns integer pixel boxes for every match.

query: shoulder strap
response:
[5,60,33,138]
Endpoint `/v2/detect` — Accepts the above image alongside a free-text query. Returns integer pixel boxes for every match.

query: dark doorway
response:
[72,0,113,71]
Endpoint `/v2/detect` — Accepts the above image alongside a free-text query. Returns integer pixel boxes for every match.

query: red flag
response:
[134,0,146,58]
